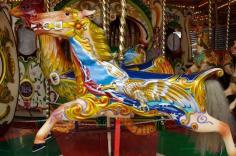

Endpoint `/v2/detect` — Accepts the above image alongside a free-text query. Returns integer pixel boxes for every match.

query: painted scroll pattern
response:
[17,57,48,117]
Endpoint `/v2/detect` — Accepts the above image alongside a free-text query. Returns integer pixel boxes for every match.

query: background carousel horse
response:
[10,0,159,135]
[186,27,233,77]
[118,36,174,77]
[186,36,235,115]
[28,8,236,155]
[122,45,174,74]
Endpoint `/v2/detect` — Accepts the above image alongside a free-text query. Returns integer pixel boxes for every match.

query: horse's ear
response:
[79,10,95,18]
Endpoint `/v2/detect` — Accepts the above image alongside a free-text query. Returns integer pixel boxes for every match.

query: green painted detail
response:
[127,0,153,50]
[130,0,151,20]
[194,52,206,66]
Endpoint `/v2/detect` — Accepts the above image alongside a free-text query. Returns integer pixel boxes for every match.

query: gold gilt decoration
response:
[38,34,78,101]
[0,26,15,120]
[64,93,160,120]
[77,18,113,61]
[55,8,224,123]
[39,35,72,79]
[0,27,15,103]
[64,68,222,123]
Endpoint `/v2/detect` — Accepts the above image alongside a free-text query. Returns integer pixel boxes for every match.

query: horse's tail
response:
[194,79,235,155]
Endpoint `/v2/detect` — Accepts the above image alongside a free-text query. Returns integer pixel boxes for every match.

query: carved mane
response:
[76,18,113,61]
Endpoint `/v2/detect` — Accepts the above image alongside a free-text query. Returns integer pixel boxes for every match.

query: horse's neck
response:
[39,35,72,78]
[69,37,127,85]
[80,19,113,62]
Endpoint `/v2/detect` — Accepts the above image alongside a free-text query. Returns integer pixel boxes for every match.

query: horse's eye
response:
[65,12,70,16]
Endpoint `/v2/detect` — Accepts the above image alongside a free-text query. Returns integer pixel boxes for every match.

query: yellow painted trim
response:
[0,48,6,84]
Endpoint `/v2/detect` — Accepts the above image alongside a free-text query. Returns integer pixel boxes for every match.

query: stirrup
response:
[32,143,46,152]
[45,133,52,141]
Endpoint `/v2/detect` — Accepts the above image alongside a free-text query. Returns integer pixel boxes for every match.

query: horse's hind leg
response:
[183,112,236,156]
[33,99,86,152]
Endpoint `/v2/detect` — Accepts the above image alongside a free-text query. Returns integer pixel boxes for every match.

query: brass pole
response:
[226,0,231,50]
[208,0,212,49]
[118,0,127,63]
[162,0,166,55]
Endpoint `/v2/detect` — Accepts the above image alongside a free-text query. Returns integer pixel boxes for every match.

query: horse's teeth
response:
[31,24,37,28]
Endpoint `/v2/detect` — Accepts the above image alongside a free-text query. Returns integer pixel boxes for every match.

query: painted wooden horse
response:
[10,0,160,135]
[28,8,236,155]
[187,46,233,75]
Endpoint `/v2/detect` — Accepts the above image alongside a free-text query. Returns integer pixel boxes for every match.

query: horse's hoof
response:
[45,134,52,141]
[32,143,46,152]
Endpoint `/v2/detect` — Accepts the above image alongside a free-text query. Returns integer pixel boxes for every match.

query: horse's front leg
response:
[33,98,87,152]
[182,112,236,156]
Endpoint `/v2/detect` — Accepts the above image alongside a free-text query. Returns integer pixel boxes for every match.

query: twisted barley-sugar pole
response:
[102,0,107,36]
[226,0,231,50]
[161,0,166,55]
[106,0,110,40]
[45,0,50,12]
[118,0,127,63]
[208,0,212,49]
[102,0,110,39]
[45,0,50,118]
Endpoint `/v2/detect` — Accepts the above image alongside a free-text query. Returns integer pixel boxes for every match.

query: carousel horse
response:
[186,40,233,82]
[187,38,236,113]
[122,45,174,74]
[10,0,173,135]
[28,8,236,155]
[187,29,233,76]
[123,44,147,66]
[10,0,159,135]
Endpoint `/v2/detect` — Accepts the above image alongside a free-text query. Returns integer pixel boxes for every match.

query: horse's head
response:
[10,0,45,26]
[29,8,95,38]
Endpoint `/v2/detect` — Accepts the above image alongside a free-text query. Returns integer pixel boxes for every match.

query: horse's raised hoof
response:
[45,133,52,141]
[32,143,46,152]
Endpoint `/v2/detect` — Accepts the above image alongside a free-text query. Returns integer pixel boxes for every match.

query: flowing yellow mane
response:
[75,18,113,61]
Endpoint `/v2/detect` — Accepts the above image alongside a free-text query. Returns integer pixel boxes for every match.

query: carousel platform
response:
[0,121,228,156]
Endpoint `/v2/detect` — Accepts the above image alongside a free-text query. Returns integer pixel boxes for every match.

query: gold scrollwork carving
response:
[0,47,6,84]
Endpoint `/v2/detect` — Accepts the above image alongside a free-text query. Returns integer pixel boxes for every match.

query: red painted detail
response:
[12,0,45,25]
[70,50,85,82]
